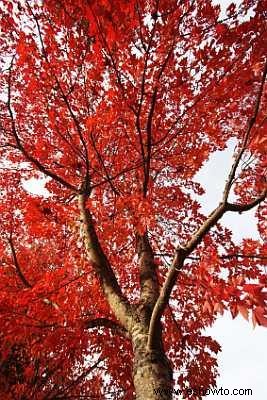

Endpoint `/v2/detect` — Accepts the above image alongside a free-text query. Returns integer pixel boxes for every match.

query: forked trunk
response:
[132,327,172,400]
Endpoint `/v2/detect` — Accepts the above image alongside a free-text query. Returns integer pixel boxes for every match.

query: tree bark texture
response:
[132,323,172,400]
[79,196,173,399]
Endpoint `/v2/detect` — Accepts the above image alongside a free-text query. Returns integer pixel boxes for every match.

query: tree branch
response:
[136,233,160,326]
[147,247,187,349]
[155,252,267,261]
[223,58,267,201]
[8,237,32,289]
[90,132,120,195]
[147,62,267,349]
[148,189,266,349]
[143,88,158,196]
[26,1,91,194]
[44,358,104,400]
[226,190,266,212]
[221,253,267,260]
[85,317,130,338]
[6,58,78,193]
[78,193,134,332]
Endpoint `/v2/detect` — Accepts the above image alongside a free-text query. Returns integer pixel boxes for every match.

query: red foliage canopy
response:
[0,0,266,399]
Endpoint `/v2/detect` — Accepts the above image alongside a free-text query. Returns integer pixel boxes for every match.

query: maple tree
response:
[0,0,266,398]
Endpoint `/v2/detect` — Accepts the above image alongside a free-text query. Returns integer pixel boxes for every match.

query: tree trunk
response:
[131,325,173,400]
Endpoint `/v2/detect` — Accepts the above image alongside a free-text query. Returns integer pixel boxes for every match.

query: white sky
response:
[22,176,50,197]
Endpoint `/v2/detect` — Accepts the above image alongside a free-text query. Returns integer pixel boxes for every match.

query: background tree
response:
[0,0,266,399]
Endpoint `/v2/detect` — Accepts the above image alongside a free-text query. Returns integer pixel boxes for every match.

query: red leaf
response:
[203,300,212,314]
[254,307,267,327]
[215,23,227,35]
[237,304,249,321]
[230,304,238,319]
